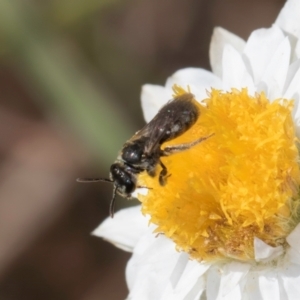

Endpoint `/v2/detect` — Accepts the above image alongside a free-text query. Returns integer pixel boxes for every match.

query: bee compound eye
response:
[110,163,136,195]
[124,179,135,194]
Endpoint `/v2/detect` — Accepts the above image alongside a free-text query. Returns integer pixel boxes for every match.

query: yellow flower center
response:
[137,88,300,262]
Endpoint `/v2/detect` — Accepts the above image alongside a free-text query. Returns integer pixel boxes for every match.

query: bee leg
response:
[147,168,156,177]
[159,160,170,186]
[136,185,152,190]
[161,133,214,156]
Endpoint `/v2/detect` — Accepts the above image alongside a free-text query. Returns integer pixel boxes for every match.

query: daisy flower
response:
[94,0,300,299]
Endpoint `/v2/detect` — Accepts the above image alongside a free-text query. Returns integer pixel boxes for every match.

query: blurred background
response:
[0,0,285,299]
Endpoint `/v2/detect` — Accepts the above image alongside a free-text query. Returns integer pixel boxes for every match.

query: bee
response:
[77,93,213,217]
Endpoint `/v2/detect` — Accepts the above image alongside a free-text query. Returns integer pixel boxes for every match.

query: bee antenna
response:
[76,177,113,183]
[109,185,117,218]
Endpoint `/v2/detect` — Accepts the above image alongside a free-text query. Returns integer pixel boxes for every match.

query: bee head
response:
[77,162,137,218]
[110,162,136,196]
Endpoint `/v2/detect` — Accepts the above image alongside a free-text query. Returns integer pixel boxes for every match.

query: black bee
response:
[77,93,213,217]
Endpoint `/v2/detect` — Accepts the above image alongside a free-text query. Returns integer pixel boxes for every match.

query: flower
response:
[94,0,300,299]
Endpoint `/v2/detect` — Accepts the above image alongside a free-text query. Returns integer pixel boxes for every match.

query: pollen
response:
[137,88,300,261]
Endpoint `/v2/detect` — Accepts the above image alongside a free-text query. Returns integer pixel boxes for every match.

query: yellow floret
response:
[137,88,300,261]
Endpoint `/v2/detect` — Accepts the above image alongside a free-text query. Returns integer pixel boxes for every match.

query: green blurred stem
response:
[0,0,135,166]
[51,0,122,26]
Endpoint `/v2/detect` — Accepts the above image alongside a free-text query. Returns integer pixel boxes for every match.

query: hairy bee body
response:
[119,93,199,177]
[78,93,213,217]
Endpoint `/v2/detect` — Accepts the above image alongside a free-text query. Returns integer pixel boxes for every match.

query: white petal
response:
[141,84,171,123]
[280,263,300,300]
[243,272,263,300]
[210,27,246,78]
[275,0,300,39]
[125,230,157,291]
[222,44,255,93]
[165,67,222,102]
[126,234,181,300]
[221,287,242,300]
[295,40,300,59]
[161,258,210,300]
[259,37,291,100]
[254,237,283,262]
[183,275,206,300]
[92,206,148,252]
[286,247,300,265]
[244,25,285,84]
[131,187,148,198]
[283,60,300,136]
[206,265,222,300]
[177,262,208,300]
[258,272,280,300]
[286,223,300,251]
[283,59,300,96]
[206,262,249,300]
[169,252,189,288]
[219,261,251,298]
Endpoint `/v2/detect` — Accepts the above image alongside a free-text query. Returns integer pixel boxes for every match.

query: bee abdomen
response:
[173,109,198,134]
[162,97,199,142]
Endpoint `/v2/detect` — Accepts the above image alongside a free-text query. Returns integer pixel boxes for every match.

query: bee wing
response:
[127,100,175,143]
[124,115,169,155]
[142,93,197,154]
[143,112,175,154]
